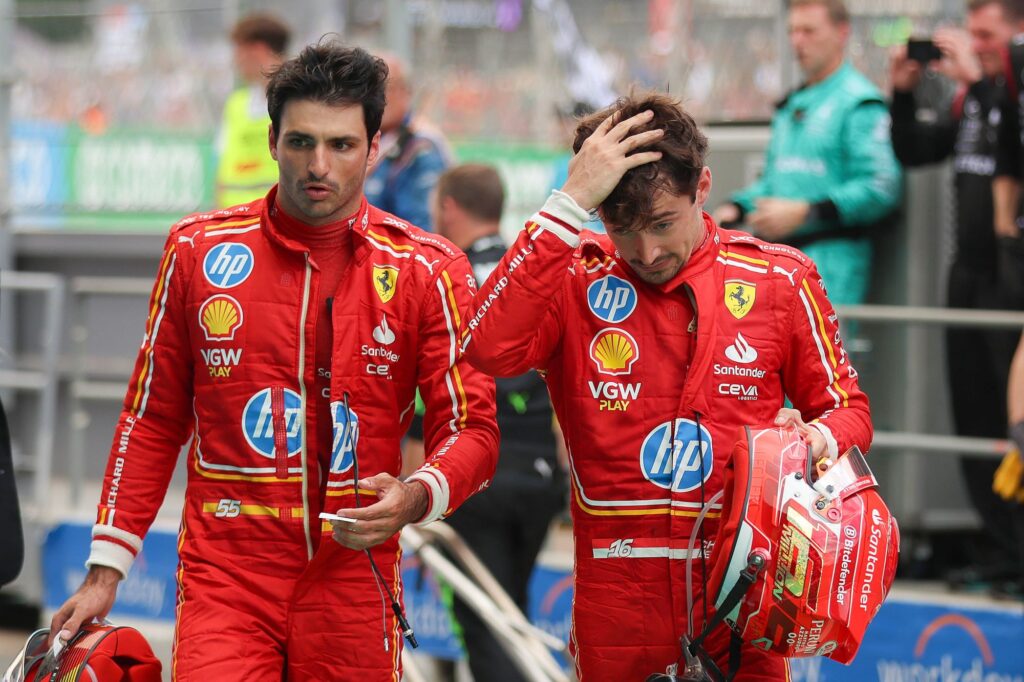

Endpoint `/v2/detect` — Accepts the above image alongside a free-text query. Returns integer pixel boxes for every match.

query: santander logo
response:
[372,314,396,345]
[725,333,758,364]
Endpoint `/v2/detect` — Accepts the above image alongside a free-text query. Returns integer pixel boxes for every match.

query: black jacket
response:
[892,77,1006,269]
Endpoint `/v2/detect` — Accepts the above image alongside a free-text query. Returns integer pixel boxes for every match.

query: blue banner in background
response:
[43,522,178,622]
[12,121,68,213]
[42,522,1023,677]
[400,558,574,663]
[789,597,1024,681]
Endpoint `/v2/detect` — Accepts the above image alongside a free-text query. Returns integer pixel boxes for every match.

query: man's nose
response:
[309,145,330,178]
[637,234,663,264]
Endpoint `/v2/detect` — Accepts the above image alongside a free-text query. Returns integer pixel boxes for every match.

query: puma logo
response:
[415,254,440,275]
[773,265,797,287]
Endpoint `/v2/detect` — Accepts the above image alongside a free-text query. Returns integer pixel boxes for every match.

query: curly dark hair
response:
[267,41,388,141]
[573,92,708,230]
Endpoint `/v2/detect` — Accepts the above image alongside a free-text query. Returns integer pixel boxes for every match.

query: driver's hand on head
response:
[560,109,664,212]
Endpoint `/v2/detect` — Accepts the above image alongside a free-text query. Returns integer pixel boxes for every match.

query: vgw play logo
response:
[875,614,1023,682]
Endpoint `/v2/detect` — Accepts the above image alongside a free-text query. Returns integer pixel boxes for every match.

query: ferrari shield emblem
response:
[373,265,399,304]
[725,280,756,319]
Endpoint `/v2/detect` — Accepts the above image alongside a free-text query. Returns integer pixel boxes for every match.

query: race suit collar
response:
[652,211,719,294]
[261,185,367,252]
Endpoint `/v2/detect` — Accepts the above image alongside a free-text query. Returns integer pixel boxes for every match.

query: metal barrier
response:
[9,270,1018,520]
[65,276,153,507]
[0,270,65,514]
[401,524,570,682]
[838,304,1024,459]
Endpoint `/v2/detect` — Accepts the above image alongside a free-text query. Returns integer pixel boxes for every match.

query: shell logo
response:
[199,295,244,341]
[589,328,639,376]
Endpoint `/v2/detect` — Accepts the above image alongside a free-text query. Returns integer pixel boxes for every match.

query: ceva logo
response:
[874,613,1022,682]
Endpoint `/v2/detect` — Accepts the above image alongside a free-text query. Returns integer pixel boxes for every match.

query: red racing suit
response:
[87,188,498,681]
[463,191,872,681]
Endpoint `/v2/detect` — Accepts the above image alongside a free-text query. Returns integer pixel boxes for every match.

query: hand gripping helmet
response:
[705,426,899,664]
[3,623,161,682]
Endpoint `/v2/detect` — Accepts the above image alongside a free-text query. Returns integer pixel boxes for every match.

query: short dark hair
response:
[266,42,389,141]
[231,13,291,55]
[789,0,850,25]
[436,164,505,223]
[573,92,708,230]
[1005,0,1024,19]
[971,0,1024,21]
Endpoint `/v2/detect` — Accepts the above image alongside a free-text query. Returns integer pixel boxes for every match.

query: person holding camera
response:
[890,0,1024,595]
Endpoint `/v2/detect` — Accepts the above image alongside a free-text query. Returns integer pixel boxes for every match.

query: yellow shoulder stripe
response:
[719,250,769,266]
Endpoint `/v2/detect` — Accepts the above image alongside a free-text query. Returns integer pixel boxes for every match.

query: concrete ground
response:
[0,628,34,671]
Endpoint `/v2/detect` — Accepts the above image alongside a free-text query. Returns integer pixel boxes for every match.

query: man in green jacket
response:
[714,0,902,305]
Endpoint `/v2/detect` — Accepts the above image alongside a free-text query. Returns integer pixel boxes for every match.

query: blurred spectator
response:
[411,164,566,680]
[891,0,1024,593]
[215,13,290,208]
[994,20,1024,244]
[364,54,452,231]
[713,0,902,305]
[78,102,109,136]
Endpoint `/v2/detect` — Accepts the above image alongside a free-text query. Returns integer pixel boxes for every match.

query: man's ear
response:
[367,131,381,167]
[695,166,712,209]
[268,124,278,161]
[439,195,462,222]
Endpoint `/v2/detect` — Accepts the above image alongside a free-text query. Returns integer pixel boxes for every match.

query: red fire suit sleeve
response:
[87,234,196,578]
[782,265,873,459]
[461,191,587,377]
[406,254,499,523]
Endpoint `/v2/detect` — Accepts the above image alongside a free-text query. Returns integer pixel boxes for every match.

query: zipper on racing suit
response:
[298,253,314,559]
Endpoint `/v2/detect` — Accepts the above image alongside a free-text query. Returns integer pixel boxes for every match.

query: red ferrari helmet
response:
[706,426,899,664]
[4,623,161,682]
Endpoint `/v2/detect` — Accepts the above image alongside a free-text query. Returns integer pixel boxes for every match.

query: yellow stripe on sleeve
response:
[205,217,260,231]
[130,246,176,413]
[719,250,769,266]
[366,229,415,251]
[801,279,850,406]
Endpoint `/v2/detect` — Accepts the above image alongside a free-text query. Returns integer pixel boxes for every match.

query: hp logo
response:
[330,403,359,474]
[640,419,713,492]
[587,276,637,323]
[203,243,254,289]
[242,388,302,458]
